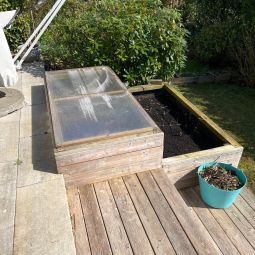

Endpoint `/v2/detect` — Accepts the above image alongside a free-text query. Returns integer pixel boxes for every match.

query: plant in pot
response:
[197,162,247,208]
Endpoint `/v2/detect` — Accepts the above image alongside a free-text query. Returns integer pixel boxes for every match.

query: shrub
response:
[41,0,187,85]
[0,0,56,52]
[231,22,255,87]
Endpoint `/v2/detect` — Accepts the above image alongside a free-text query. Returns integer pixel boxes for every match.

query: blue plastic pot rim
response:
[197,162,247,192]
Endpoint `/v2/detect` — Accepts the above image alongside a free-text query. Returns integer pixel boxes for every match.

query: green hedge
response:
[41,0,187,85]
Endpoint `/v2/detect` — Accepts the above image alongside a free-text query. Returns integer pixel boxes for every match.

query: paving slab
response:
[20,103,50,138]
[0,113,20,163]
[18,134,60,187]
[0,163,17,255]
[0,178,16,230]
[14,178,76,255]
[0,162,17,185]
[0,225,15,255]
[22,84,46,106]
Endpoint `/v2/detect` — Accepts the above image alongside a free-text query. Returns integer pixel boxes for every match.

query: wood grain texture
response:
[164,145,243,189]
[79,184,112,255]
[123,174,176,255]
[240,188,255,210]
[234,195,255,229]
[151,169,222,255]
[64,155,162,188]
[225,204,255,249]
[180,188,239,255]
[60,146,163,175]
[55,132,163,167]
[137,172,196,255]
[67,187,91,255]
[109,177,154,255]
[128,84,163,93]
[94,181,133,255]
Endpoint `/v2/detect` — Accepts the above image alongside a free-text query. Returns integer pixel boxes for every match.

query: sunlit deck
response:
[67,170,255,255]
[1,62,255,255]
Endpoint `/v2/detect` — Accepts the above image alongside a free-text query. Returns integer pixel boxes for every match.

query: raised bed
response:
[129,83,243,189]
[45,67,164,187]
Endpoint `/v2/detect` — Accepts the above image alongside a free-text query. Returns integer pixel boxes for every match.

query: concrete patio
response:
[0,62,76,255]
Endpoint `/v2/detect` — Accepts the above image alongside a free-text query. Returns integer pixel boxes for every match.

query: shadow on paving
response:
[31,82,58,174]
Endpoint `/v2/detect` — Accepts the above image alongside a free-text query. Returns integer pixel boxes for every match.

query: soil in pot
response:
[134,90,223,158]
[199,165,242,190]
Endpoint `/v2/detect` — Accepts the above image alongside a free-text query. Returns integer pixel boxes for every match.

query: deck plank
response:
[123,174,176,255]
[151,169,222,255]
[193,187,255,255]
[192,191,255,254]
[79,184,112,255]
[109,177,154,255]
[225,204,255,250]
[94,181,133,255]
[235,195,255,228]
[180,187,239,255]
[240,188,255,210]
[137,172,196,255]
[67,187,91,255]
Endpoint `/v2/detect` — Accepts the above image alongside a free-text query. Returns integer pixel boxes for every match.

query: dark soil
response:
[199,165,242,190]
[0,91,6,98]
[134,90,223,158]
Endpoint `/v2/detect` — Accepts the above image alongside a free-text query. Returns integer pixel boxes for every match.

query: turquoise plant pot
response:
[197,162,247,208]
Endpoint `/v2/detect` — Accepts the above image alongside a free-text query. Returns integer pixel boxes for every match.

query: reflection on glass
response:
[47,66,125,99]
[54,92,153,144]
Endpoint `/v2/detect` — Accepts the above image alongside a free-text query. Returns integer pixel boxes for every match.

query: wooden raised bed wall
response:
[129,83,243,189]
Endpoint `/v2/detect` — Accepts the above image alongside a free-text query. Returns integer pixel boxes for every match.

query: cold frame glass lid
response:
[46,67,157,147]
[52,91,155,146]
[46,66,126,99]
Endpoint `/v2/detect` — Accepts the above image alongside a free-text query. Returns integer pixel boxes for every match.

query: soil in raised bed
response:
[134,90,223,158]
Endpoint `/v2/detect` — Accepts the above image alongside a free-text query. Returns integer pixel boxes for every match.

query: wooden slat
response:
[123,174,176,254]
[193,186,255,255]
[234,195,255,228]
[151,169,222,255]
[163,145,243,173]
[137,172,196,255]
[109,178,154,255]
[164,145,243,189]
[55,132,163,167]
[180,188,239,255]
[225,204,255,250]
[94,181,133,255]
[64,158,161,187]
[79,185,112,255]
[67,187,91,255]
[128,84,163,93]
[240,188,255,210]
[59,146,163,175]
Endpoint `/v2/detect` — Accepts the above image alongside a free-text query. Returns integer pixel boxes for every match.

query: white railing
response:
[13,0,66,68]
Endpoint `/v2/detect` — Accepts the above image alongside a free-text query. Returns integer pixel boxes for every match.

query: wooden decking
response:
[180,186,255,255]
[67,168,255,255]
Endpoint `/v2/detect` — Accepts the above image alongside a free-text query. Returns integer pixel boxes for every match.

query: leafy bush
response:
[183,0,255,87]
[0,0,31,52]
[41,0,187,85]
[231,22,255,87]
[0,0,55,52]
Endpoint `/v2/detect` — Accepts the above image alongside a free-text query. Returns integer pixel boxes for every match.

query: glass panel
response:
[47,66,125,99]
[53,91,154,145]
